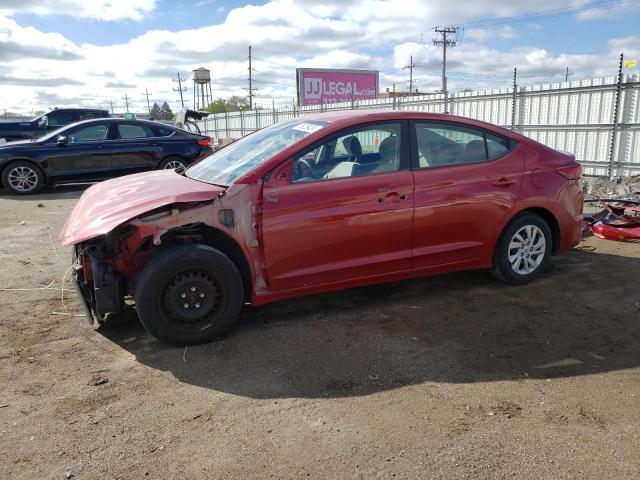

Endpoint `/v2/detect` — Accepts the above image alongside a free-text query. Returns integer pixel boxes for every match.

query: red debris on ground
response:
[582,199,640,243]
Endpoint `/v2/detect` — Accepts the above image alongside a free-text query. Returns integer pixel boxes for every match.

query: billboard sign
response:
[297,68,379,106]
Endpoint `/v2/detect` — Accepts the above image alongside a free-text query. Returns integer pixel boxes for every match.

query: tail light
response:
[197,138,212,147]
[556,163,582,180]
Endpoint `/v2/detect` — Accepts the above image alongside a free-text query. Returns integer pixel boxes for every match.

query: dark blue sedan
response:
[0,118,213,194]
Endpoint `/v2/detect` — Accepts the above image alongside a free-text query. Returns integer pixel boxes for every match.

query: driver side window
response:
[47,111,74,127]
[291,123,402,183]
[67,124,109,143]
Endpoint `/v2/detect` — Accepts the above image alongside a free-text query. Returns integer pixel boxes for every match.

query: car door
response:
[108,122,163,176]
[411,121,524,269]
[45,122,113,182]
[261,121,415,292]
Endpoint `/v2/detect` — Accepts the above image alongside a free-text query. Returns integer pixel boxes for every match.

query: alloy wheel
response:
[7,166,39,193]
[507,225,546,275]
[163,160,187,174]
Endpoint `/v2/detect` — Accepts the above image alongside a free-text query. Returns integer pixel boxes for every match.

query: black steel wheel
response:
[135,244,243,345]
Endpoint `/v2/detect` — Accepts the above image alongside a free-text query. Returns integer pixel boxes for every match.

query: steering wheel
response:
[294,158,313,180]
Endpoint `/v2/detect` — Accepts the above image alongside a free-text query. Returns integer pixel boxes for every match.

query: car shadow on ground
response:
[0,184,89,200]
[97,248,640,399]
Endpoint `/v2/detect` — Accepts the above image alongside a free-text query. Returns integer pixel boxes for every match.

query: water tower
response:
[192,67,213,111]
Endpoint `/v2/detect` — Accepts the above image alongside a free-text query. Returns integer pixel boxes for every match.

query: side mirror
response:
[56,135,68,146]
[265,159,291,186]
[38,116,48,128]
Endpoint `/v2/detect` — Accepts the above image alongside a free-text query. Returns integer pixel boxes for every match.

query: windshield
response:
[186,119,330,186]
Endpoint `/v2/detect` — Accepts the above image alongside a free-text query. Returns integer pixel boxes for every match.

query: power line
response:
[456,0,640,28]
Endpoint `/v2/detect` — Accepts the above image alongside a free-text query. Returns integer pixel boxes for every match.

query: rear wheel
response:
[491,213,552,285]
[2,161,44,195]
[135,244,244,345]
[158,156,188,174]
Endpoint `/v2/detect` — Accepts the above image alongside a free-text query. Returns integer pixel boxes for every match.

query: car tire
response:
[134,244,244,345]
[491,212,553,285]
[158,156,188,174]
[2,161,45,195]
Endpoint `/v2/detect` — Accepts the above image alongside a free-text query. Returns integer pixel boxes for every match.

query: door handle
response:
[492,177,517,187]
[378,192,400,203]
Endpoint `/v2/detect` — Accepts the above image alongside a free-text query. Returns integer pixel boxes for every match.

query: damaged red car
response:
[60,111,584,344]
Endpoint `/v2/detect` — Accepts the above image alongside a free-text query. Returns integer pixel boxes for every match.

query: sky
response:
[0,0,639,115]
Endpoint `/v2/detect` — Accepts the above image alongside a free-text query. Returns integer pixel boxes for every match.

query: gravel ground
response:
[1,185,639,480]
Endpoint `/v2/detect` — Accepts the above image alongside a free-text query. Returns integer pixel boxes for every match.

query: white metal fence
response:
[197,74,640,177]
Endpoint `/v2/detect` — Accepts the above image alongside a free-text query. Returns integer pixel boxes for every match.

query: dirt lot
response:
[1,185,639,480]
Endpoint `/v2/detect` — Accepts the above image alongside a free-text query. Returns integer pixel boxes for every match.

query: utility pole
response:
[433,26,458,113]
[122,94,130,113]
[564,67,574,83]
[142,88,152,115]
[511,68,518,130]
[172,72,187,107]
[608,53,624,178]
[404,55,416,93]
[109,100,114,115]
[248,45,255,110]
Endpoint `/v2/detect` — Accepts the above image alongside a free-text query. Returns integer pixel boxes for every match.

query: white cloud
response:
[464,26,519,43]
[0,0,157,21]
[0,0,638,113]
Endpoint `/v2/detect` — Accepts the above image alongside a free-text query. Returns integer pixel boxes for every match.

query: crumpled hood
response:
[59,170,225,246]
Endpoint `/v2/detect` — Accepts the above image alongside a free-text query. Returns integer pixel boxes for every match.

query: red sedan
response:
[60,110,584,345]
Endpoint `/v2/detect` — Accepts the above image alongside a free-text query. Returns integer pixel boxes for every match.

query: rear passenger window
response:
[155,127,175,137]
[117,124,154,139]
[486,133,513,159]
[415,123,486,168]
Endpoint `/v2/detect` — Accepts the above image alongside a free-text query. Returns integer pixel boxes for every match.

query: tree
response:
[205,98,227,114]
[150,102,161,119]
[205,96,251,114]
[226,95,250,111]
[159,101,173,120]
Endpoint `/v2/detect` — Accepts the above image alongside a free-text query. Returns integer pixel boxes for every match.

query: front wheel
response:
[2,161,44,195]
[135,244,244,345]
[491,213,553,285]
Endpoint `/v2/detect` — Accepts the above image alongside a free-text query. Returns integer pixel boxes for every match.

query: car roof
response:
[51,108,109,112]
[63,117,183,130]
[297,109,523,142]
